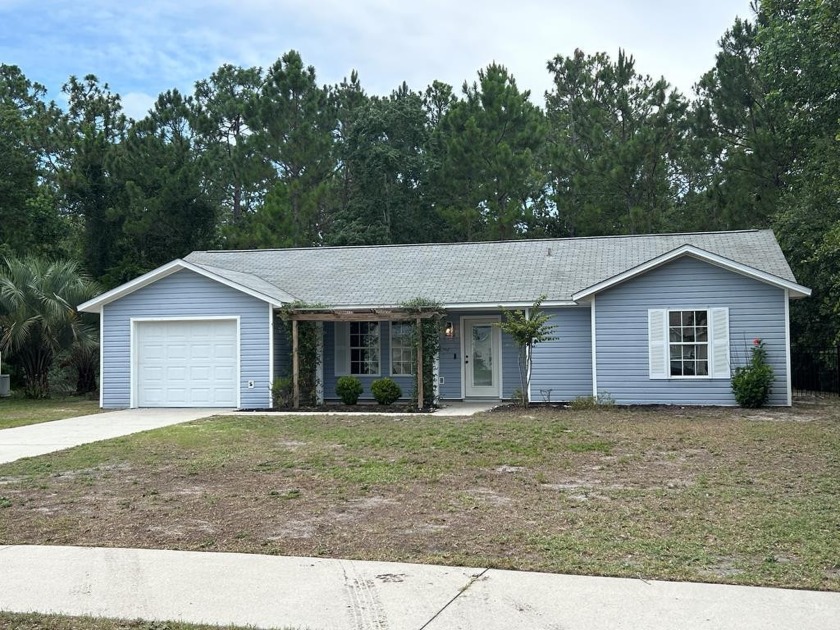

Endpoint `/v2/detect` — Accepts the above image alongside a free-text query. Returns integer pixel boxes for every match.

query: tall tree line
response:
[1,0,837,346]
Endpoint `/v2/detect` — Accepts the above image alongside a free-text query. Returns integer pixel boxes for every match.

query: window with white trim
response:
[649,307,729,380]
[669,310,708,376]
[349,321,380,375]
[390,322,416,376]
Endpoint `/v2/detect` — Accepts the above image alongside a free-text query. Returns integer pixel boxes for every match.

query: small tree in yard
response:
[497,295,556,408]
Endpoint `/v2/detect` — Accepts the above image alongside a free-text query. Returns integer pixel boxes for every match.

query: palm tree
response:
[0,257,100,398]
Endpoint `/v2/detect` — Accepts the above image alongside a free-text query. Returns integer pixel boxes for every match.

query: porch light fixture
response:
[444,321,455,338]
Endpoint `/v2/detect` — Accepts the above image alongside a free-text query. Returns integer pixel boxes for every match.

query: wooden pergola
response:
[281,308,443,410]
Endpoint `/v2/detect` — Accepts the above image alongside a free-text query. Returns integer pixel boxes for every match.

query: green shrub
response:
[271,377,292,409]
[731,338,774,408]
[570,395,597,410]
[336,376,363,405]
[371,377,402,405]
[569,391,616,410]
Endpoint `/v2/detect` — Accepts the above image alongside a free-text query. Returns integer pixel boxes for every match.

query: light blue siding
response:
[531,307,593,402]
[438,316,462,399]
[102,269,271,408]
[322,321,415,401]
[595,256,788,405]
[438,311,519,400]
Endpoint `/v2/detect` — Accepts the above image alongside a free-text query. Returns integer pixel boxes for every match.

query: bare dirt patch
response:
[0,403,838,591]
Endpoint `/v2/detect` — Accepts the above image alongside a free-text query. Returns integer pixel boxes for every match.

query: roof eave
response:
[78,259,286,313]
[571,245,812,302]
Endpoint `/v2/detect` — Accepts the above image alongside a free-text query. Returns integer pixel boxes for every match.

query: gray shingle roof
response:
[183,229,801,307]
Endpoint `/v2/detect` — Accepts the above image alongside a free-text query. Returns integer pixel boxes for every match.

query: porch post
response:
[292,319,300,409]
[416,317,423,410]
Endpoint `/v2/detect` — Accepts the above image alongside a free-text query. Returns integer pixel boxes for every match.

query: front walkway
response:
[0,408,223,464]
[0,545,837,630]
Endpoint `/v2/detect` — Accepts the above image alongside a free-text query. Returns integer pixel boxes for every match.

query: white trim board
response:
[79,259,287,314]
[572,245,811,302]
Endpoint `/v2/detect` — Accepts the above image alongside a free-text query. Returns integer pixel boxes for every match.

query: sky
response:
[1,0,755,120]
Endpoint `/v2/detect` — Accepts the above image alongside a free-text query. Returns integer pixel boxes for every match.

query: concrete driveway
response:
[1,545,838,630]
[0,408,223,464]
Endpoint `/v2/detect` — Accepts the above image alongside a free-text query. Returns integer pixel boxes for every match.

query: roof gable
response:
[570,245,811,301]
[78,260,292,313]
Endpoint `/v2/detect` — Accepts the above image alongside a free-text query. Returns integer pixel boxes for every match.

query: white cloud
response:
[2,0,755,107]
[120,91,157,121]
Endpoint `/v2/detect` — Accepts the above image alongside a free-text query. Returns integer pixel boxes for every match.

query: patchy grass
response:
[0,403,838,591]
[0,396,102,429]
[0,612,295,629]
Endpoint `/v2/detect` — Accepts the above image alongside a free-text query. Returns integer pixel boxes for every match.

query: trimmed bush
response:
[336,375,363,405]
[731,338,774,408]
[371,377,402,405]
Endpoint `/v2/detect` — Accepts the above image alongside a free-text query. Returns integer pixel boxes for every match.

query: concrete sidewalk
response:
[0,408,222,464]
[1,545,837,630]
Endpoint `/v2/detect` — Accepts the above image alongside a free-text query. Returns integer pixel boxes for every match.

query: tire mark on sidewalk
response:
[342,561,389,629]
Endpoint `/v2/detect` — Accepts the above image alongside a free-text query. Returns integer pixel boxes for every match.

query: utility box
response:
[0,374,9,397]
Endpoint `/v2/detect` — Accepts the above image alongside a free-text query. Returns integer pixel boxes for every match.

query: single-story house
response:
[79,229,810,408]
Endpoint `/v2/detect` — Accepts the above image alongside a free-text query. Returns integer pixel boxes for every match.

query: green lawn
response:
[0,396,102,429]
[0,403,837,591]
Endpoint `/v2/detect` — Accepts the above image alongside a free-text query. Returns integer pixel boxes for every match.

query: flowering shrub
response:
[731,338,774,407]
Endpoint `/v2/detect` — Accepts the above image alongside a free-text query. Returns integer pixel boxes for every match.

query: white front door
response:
[463,318,501,398]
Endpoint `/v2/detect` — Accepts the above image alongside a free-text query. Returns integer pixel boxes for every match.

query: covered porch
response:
[280,306,443,410]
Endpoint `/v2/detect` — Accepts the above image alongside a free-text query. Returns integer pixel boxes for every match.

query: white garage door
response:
[135,319,238,407]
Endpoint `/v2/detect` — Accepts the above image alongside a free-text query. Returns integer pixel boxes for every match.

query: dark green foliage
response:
[731,339,774,408]
[432,63,545,241]
[271,377,292,409]
[191,63,270,226]
[0,65,72,259]
[400,298,444,408]
[544,50,686,236]
[110,89,217,284]
[336,376,363,405]
[55,75,128,282]
[0,257,99,398]
[233,50,337,249]
[371,378,402,405]
[278,304,323,406]
[328,84,443,245]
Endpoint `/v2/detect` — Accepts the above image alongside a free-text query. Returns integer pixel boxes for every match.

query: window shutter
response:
[334,322,349,375]
[710,307,730,378]
[648,309,668,379]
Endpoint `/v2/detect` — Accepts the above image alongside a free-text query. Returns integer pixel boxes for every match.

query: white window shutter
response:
[710,307,730,378]
[648,309,668,379]
[334,322,349,375]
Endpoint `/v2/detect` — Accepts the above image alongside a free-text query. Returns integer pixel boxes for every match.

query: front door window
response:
[471,325,494,386]
[464,319,500,397]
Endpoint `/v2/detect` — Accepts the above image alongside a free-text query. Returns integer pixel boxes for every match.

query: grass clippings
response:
[0,403,837,591]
